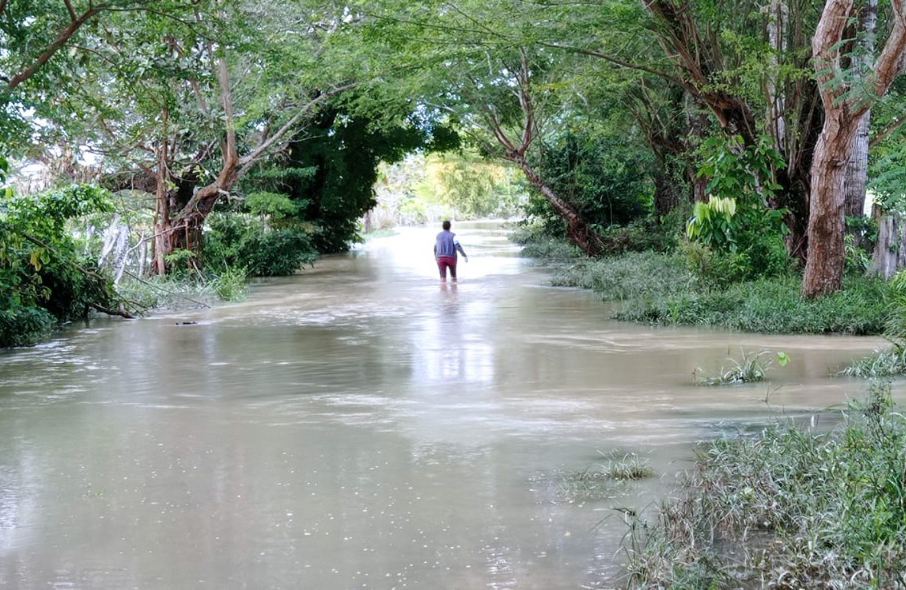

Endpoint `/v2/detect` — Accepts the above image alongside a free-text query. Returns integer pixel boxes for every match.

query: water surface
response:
[0,223,890,589]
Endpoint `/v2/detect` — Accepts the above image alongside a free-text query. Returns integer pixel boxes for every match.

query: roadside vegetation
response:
[623,384,906,589]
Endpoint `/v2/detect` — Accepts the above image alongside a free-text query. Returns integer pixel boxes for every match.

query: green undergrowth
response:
[117,269,248,311]
[623,384,906,589]
[552,252,696,300]
[694,349,776,385]
[840,348,906,378]
[549,251,886,335]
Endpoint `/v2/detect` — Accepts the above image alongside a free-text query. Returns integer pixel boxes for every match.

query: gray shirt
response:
[434,230,466,259]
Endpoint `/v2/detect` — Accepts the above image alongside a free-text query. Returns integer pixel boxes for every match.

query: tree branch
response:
[870,115,906,147]
[535,40,686,88]
[6,4,107,89]
[63,0,77,21]
[869,0,906,103]
[237,82,357,171]
[812,0,854,108]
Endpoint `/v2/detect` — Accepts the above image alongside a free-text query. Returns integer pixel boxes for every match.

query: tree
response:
[634,0,824,258]
[35,0,365,274]
[803,0,906,298]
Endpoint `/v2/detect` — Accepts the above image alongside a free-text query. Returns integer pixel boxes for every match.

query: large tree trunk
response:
[802,115,861,297]
[844,0,878,218]
[653,164,682,216]
[844,112,870,217]
[767,0,788,153]
[802,0,906,298]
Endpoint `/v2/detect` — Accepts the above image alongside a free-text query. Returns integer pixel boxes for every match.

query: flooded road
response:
[0,223,891,589]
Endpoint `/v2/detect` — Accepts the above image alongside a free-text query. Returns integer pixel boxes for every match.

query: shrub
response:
[1,182,121,347]
[202,213,318,277]
[0,306,56,347]
[211,266,248,302]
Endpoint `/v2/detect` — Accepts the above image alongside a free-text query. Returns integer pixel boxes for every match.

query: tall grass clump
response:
[841,348,906,378]
[557,452,655,504]
[694,349,776,385]
[624,383,906,589]
[210,266,248,302]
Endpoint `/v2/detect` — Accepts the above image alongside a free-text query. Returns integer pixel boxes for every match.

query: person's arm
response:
[454,238,468,261]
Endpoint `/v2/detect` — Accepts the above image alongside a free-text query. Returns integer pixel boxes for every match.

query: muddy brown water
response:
[0,223,892,589]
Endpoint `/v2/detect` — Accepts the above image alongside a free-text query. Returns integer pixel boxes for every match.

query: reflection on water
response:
[0,222,894,588]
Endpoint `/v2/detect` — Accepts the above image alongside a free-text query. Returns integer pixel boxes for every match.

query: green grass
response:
[520,237,583,260]
[615,272,888,335]
[694,349,773,385]
[840,347,906,378]
[540,249,888,335]
[551,252,696,300]
[623,384,906,589]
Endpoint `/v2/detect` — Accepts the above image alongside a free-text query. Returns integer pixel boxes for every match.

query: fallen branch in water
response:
[88,302,135,319]
[122,270,212,309]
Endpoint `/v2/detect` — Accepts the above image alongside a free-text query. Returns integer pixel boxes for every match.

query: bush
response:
[202,213,318,277]
[1,183,121,347]
[0,306,56,347]
[598,220,680,255]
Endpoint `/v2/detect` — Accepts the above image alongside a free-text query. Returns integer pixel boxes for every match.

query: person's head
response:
[442,220,451,231]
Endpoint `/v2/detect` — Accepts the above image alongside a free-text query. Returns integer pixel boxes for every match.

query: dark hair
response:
[442,220,451,230]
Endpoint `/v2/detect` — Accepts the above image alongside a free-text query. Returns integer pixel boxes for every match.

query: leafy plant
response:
[694,349,778,386]
[686,196,739,251]
[1,178,124,347]
[210,266,248,302]
[201,213,318,277]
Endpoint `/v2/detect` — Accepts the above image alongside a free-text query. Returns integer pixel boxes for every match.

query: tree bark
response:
[867,209,906,278]
[152,112,170,276]
[802,0,906,298]
[512,155,606,256]
[653,165,682,216]
[843,0,878,218]
[802,115,861,296]
[767,0,789,154]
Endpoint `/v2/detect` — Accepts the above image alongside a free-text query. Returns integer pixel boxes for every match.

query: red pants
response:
[436,256,457,280]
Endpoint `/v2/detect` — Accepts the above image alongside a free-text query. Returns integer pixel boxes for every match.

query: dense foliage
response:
[530,131,652,235]
[0,170,119,346]
[201,213,318,277]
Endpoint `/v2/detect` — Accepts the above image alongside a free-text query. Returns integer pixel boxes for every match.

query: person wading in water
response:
[433,220,468,281]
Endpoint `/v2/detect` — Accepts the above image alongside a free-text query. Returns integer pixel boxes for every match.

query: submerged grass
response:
[541,248,887,335]
[623,384,906,589]
[695,349,773,386]
[840,346,906,378]
[557,453,655,505]
[118,267,248,311]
